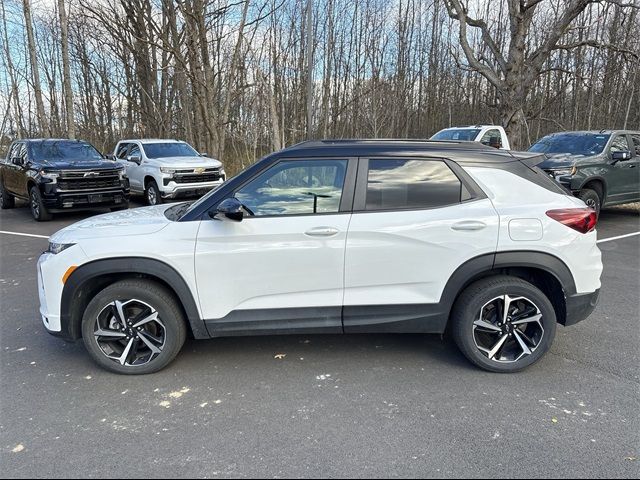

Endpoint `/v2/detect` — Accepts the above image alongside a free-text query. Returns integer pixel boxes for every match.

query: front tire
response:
[29,186,52,221]
[578,188,601,217]
[0,182,15,209]
[145,180,163,206]
[81,280,187,375]
[451,276,557,373]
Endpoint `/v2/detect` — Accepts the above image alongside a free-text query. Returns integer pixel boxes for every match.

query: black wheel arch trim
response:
[439,251,576,319]
[576,176,607,201]
[60,257,208,341]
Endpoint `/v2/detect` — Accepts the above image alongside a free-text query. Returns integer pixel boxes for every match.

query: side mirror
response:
[127,154,141,164]
[612,151,632,162]
[12,157,24,167]
[200,152,208,157]
[105,154,116,161]
[211,197,244,222]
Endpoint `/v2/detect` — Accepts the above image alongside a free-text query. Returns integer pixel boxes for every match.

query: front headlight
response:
[160,167,176,175]
[40,170,59,183]
[48,242,75,254]
[550,166,577,176]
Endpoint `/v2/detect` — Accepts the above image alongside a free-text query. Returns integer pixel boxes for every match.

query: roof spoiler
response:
[508,151,547,167]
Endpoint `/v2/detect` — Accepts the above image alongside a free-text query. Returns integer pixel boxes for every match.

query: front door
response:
[195,157,355,336]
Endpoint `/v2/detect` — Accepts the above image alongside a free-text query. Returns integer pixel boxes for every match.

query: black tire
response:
[145,180,163,206]
[578,188,601,217]
[451,275,557,373]
[29,186,52,221]
[0,181,15,209]
[81,279,187,375]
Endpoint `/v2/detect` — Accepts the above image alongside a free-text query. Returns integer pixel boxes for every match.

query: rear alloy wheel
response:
[0,182,15,209]
[81,280,187,374]
[145,180,163,206]
[29,186,52,221]
[451,276,556,373]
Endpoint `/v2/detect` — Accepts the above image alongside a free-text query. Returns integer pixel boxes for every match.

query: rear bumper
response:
[161,181,224,199]
[563,289,600,327]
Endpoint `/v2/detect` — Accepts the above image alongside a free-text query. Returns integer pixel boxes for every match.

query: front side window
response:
[128,144,141,158]
[480,129,502,148]
[142,142,199,159]
[116,143,131,159]
[235,159,348,216]
[365,159,462,211]
[609,135,630,153]
[631,135,640,156]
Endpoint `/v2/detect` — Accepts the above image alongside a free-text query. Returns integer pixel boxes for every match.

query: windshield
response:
[142,142,200,159]
[29,141,103,161]
[431,129,481,141]
[529,133,611,156]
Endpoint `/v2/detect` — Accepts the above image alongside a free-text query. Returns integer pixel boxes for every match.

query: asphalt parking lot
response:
[0,201,638,479]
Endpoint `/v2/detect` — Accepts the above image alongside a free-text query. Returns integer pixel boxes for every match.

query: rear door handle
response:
[305,226,340,237]
[451,221,487,231]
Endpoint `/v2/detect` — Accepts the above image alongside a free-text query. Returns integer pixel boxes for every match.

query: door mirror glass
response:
[612,151,632,162]
[213,197,244,222]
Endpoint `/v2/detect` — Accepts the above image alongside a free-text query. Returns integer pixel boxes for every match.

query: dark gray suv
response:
[531,130,640,215]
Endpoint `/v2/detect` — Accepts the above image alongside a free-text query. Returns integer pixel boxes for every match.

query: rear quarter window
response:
[364,159,462,211]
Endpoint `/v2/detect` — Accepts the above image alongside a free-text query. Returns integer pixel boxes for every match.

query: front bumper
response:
[41,181,130,212]
[563,289,600,327]
[160,179,225,199]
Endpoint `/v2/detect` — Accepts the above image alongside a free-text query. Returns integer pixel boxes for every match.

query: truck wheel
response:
[578,188,601,217]
[145,180,163,206]
[0,182,15,209]
[29,186,52,221]
[450,275,557,373]
[81,279,187,375]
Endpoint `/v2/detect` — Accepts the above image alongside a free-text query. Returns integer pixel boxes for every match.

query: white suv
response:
[38,140,602,375]
[113,139,225,205]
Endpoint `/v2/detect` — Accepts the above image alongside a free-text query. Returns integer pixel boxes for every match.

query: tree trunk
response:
[22,0,49,136]
[58,0,75,138]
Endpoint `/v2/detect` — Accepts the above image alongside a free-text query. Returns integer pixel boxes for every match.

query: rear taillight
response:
[546,208,597,234]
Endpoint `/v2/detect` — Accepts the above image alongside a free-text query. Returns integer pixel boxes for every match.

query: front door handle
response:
[305,226,340,237]
[451,221,487,231]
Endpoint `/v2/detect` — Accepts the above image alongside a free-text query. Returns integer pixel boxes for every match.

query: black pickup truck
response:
[0,139,130,221]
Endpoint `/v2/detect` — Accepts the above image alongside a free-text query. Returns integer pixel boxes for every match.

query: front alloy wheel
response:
[93,299,166,367]
[81,280,187,374]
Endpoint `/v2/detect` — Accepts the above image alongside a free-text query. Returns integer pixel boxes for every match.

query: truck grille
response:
[174,168,222,184]
[57,169,122,191]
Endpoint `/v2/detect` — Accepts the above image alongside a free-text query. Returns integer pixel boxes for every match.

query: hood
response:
[41,158,122,171]
[150,156,223,169]
[50,205,173,243]
[536,152,600,169]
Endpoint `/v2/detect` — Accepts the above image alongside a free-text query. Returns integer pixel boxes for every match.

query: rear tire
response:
[145,180,163,206]
[29,186,52,221]
[0,182,15,209]
[81,279,187,375]
[451,276,557,373]
[578,188,601,217]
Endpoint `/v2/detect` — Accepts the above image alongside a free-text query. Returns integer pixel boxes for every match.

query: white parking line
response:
[0,230,49,240]
[597,231,640,244]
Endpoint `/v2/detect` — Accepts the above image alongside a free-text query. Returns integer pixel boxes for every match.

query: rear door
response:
[626,134,640,201]
[343,157,499,333]
[607,134,637,203]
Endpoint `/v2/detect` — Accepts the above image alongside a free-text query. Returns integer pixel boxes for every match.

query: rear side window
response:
[365,159,461,211]
[630,135,640,156]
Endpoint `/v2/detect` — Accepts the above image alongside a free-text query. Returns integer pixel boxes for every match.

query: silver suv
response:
[113,139,225,205]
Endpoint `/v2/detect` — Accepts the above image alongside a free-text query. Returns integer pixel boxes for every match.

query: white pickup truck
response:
[112,139,226,205]
[430,125,511,150]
